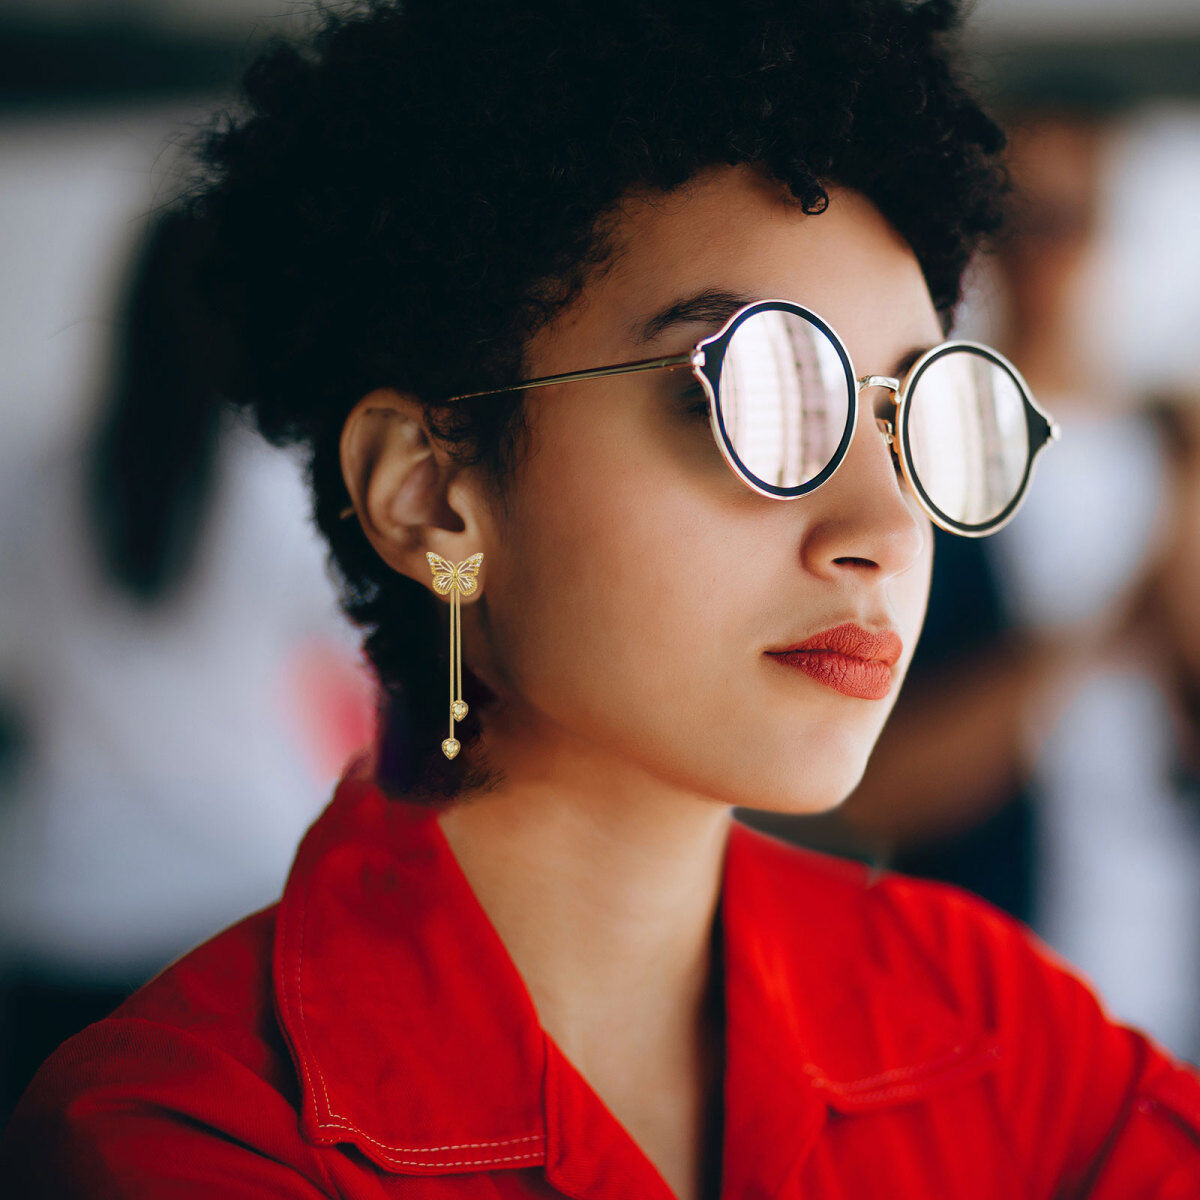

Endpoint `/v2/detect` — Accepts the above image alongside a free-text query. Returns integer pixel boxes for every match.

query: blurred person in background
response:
[1028,387,1200,1065]
[1014,107,1200,1062]
[0,203,377,1124]
[1144,398,1200,799]
[761,91,1200,1063]
[1148,399,1200,790]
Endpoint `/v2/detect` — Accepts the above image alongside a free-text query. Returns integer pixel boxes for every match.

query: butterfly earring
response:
[425,551,484,759]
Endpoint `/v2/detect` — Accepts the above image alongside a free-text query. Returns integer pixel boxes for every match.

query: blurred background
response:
[1,0,1198,1125]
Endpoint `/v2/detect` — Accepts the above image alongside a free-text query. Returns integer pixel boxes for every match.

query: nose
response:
[797,379,928,580]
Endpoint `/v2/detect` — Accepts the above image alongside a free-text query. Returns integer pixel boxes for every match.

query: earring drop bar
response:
[444,587,466,758]
[426,552,484,760]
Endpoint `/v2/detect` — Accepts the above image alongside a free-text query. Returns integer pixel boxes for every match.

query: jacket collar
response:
[275,763,1001,1196]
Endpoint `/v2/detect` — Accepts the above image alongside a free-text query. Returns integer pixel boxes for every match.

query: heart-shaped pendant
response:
[451,699,469,722]
[441,737,461,760]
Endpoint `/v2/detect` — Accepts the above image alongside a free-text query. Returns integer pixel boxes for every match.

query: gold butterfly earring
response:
[425,551,484,759]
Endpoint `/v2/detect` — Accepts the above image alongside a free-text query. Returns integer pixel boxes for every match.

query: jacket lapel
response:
[274,769,1001,1196]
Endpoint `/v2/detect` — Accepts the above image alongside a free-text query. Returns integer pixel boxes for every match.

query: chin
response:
[735,724,876,816]
[739,779,860,819]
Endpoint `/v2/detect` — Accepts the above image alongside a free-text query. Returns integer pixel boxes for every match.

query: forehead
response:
[527,163,940,372]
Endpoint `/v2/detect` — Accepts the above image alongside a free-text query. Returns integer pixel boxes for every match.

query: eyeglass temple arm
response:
[443,351,699,402]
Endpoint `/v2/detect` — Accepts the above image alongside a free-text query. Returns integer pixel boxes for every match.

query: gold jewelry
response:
[426,552,484,759]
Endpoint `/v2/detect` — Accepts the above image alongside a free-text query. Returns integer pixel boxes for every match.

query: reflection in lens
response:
[717,309,851,490]
[906,349,1029,526]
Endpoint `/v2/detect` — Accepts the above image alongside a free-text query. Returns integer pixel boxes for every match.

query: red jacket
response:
[4,762,1200,1198]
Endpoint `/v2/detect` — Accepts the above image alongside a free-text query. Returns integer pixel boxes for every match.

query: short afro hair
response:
[189,0,1008,800]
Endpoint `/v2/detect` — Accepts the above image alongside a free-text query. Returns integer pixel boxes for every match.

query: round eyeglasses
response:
[442,298,1061,538]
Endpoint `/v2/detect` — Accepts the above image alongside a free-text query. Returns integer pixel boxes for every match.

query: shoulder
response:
[734,814,1095,1002]
[732,820,1200,1192]
[734,817,1145,1045]
[2,904,284,1103]
[104,903,286,1074]
[0,905,337,1197]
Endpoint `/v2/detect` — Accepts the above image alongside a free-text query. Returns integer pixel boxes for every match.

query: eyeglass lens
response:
[715,308,1033,528]
[717,309,851,490]
[904,349,1030,526]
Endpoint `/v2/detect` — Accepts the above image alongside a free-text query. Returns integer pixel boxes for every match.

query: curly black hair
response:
[187,0,1008,801]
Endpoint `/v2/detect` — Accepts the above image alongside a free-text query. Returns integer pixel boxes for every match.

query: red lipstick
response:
[765,622,903,700]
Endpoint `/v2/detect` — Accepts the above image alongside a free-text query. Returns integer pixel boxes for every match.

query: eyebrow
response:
[630,287,938,378]
[628,288,759,345]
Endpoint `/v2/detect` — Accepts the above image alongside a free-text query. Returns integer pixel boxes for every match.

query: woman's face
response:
[471,163,938,814]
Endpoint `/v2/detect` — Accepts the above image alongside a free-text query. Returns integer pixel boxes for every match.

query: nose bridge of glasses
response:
[856,375,900,445]
[857,374,900,394]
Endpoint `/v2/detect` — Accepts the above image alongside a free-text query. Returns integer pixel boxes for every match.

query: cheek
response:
[485,392,751,772]
[887,512,934,691]
[898,509,934,628]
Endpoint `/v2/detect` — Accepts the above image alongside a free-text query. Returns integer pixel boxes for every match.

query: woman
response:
[4,0,1199,1196]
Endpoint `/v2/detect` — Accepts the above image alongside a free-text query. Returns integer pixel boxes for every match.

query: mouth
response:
[764,622,903,701]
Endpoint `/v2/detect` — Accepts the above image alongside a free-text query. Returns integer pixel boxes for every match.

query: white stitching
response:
[318,1134,542,1155]
[285,858,545,1166]
[364,1150,542,1169]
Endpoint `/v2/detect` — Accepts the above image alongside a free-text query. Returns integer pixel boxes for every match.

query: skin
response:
[340,163,939,1200]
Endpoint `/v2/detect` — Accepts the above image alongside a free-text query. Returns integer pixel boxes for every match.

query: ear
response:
[339,388,489,591]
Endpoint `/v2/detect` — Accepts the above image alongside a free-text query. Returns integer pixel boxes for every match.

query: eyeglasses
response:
[443,298,1061,537]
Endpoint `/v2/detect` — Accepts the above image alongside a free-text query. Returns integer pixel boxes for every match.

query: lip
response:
[764,621,903,700]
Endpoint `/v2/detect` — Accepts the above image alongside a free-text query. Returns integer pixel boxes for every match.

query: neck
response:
[434,717,733,1075]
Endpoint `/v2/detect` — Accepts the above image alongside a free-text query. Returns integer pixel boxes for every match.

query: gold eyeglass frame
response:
[345,298,1061,537]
